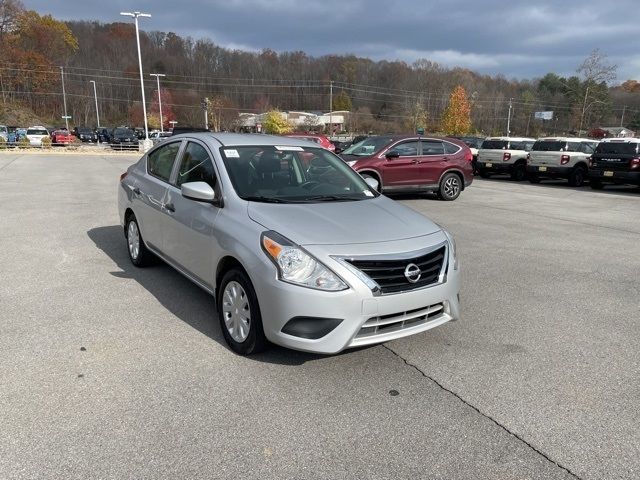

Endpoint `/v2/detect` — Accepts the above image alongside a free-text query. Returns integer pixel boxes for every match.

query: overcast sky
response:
[23,0,640,82]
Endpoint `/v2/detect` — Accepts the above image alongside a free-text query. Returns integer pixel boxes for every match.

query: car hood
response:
[247,195,441,246]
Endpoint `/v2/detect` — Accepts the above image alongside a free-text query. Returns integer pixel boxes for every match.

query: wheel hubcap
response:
[127,221,140,260]
[222,281,251,343]
[444,177,460,197]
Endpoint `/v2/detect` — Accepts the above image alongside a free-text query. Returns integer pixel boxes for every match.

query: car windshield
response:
[27,129,47,135]
[342,136,394,156]
[220,145,378,203]
[594,142,639,155]
[481,140,508,149]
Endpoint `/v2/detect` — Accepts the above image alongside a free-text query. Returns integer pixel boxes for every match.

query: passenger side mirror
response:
[385,151,400,159]
[364,176,379,191]
[181,181,218,204]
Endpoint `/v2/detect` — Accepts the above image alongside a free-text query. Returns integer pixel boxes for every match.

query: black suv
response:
[589,138,640,189]
[110,127,139,150]
[73,126,98,143]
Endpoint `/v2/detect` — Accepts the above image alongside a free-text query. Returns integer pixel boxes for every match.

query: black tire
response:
[528,175,541,184]
[511,163,526,181]
[568,166,587,187]
[125,214,153,267]
[217,268,267,355]
[438,172,462,201]
[590,179,604,190]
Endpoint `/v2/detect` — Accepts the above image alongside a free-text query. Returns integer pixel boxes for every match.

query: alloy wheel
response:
[444,176,460,198]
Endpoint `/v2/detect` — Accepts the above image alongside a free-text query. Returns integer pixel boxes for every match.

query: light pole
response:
[506,98,513,136]
[60,66,70,130]
[89,80,100,128]
[120,11,151,149]
[150,73,166,132]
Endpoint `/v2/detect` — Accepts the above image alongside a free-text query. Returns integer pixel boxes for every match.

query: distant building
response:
[236,111,347,133]
[600,126,636,138]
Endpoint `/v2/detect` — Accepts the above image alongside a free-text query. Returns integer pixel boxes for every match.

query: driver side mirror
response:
[181,181,221,206]
[385,151,400,159]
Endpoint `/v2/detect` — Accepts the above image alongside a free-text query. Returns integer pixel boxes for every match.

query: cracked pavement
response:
[1,154,638,479]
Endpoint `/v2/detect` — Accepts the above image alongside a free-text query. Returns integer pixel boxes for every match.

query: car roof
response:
[536,137,597,142]
[170,132,327,147]
[600,137,640,143]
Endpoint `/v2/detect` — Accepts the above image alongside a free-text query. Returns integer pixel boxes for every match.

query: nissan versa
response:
[118,133,461,355]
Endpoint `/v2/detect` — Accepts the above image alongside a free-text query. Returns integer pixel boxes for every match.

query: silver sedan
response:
[118,133,461,354]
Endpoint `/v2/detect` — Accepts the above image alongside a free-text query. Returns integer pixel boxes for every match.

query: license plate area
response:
[538,166,547,172]
[604,171,614,177]
[485,163,493,168]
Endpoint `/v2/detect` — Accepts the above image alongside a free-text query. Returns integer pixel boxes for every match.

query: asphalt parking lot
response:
[1,153,638,480]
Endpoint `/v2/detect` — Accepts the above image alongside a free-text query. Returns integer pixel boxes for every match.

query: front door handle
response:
[164,203,175,213]
[133,186,141,195]
[411,159,419,164]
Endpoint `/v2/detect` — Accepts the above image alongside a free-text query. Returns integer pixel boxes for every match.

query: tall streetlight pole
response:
[506,98,513,136]
[120,11,151,149]
[328,80,333,137]
[60,66,69,130]
[150,73,166,132]
[89,80,100,128]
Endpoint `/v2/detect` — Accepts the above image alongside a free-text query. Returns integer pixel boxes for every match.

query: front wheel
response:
[438,172,462,201]
[511,163,526,181]
[568,166,587,187]
[218,268,267,355]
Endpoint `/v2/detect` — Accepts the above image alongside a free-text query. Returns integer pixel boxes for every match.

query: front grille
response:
[355,303,445,340]
[345,245,446,295]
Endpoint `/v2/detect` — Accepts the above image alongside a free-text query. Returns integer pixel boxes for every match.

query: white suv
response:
[26,126,49,146]
[527,137,599,187]
[477,137,535,181]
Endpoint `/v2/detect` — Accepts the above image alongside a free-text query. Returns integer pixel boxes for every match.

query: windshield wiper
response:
[243,196,289,204]
[301,195,366,202]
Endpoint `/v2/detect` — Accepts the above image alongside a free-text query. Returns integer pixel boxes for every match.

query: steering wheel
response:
[300,180,321,190]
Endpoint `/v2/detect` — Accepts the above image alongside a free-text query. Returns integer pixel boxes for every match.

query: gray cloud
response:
[22,0,639,81]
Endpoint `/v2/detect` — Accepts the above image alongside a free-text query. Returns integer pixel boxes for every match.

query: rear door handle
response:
[411,159,419,164]
[133,186,140,195]
[164,202,175,213]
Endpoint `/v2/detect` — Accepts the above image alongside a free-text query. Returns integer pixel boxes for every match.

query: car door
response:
[418,139,447,184]
[133,140,183,253]
[162,140,221,288]
[379,140,421,188]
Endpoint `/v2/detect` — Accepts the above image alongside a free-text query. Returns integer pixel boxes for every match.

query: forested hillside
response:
[0,0,638,134]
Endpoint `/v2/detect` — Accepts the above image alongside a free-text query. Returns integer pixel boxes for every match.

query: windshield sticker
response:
[275,145,304,151]
[224,149,240,158]
[363,190,374,197]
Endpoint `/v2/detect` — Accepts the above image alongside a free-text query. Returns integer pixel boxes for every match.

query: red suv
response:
[283,133,336,152]
[340,135,473,200]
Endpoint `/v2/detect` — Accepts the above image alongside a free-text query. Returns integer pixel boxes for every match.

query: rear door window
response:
[421,140,445,155]
[148,141,182,182]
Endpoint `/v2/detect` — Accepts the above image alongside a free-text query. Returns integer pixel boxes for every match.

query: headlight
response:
[442,229,458,271]
[261,231,348,291]
[346,160,357,167]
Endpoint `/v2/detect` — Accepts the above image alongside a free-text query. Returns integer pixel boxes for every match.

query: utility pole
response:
[203,97,210,130]
[120,11,152,149]
[60,66,69,130]
[150,73,166,132]
[89,80,100,128]
[578,86,590,135]
[620,105,627,127]
[506,98,513,136]
[329,80,333,138]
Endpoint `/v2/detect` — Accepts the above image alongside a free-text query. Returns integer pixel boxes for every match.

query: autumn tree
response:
[263,110,293,134]
[440,86,472,135]
[332,90,352,111]
[148,88,176,130]
[0,0,23,39]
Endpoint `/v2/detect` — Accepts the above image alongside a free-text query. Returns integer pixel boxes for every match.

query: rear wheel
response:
[511,163,526,181]
[568,166,587,187]
[590,179,604,190]
[438,172,462,201]
[125,214,153,267]
[217,268,267,355]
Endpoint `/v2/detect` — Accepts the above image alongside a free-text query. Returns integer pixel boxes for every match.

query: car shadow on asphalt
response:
[87,225,354,366]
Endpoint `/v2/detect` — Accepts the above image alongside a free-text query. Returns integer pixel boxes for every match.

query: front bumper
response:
[589,169,640,185]
[251,232,461,354]
[527,165,571,177]
[477,161,512,174]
